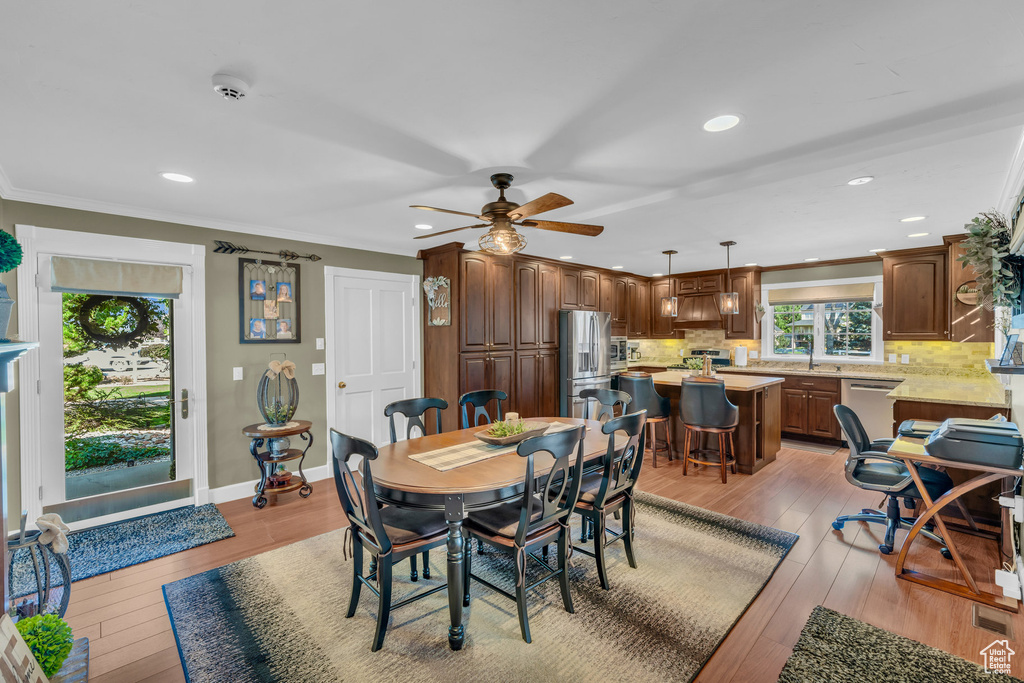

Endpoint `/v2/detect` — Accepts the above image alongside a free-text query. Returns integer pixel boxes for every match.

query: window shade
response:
[767,282,874,306]
[51,256,182,299]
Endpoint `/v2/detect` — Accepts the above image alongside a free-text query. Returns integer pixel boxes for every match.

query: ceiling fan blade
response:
[413,224,490,239]
[520,220,604,237]
[410,205,487,220]
[507,193,573,220]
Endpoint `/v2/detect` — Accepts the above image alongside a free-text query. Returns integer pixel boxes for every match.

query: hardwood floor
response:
[63,446,1023,681]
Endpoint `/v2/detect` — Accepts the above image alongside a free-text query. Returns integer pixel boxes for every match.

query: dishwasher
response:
[840,378,902,441]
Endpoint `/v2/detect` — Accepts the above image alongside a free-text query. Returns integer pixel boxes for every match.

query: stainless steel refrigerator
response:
[558,310,612,418]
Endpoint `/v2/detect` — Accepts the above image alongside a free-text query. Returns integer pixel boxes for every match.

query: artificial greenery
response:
[65,437,169,471]
[683,357,705,370]
[957,211,1021,310]
[15,614,73,678]
[262,400,295,425]
[0,231,23,273]
[486,418,529,437]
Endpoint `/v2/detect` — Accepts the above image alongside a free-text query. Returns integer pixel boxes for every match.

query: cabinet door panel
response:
[515,351,539,417]
[883,251,947,340]
[781,388,807,434]
[490,352,515,409]
[677,276,699,295]
[613,277,628,323]
[538,263,560,347]
[561,268,581,309]
[650,279,675,337]
[460,352,489,396]
[807,391,840,438]
[538,350,558,418]
[600,274,614,315]
[515,261,539,348]
[699,274,723,292]
[489,258,515,350]
[725,271,753,339]
[580,270,600,310]
[460,254,490,352]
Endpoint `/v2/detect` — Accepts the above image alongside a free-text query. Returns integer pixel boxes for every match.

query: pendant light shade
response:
[660,250,678,317]
[718,241,739,315]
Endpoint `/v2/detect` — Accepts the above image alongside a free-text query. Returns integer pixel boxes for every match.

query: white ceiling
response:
[3,2,1024,274]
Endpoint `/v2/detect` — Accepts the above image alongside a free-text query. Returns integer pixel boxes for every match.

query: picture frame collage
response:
[239,258,300,343]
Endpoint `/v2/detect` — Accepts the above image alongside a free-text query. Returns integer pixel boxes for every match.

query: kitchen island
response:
[648,371,783,475]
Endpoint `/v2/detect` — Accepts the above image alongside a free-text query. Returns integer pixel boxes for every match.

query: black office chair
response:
[617,374,673,467]
[383,397,447,581]
[680,377,739,484]
[459,389,507,429]
[330,429,449,651]
[831,404,953,558]
[579,388,632,423]
[573,410,647,590]
[464,425,586,643]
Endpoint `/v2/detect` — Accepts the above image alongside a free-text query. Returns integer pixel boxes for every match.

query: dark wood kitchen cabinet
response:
[561,268,600,311]
[724,269,761,340]
[460,252,515,352]
[946,236,993,343]
[515,349,558,418]
[649,278,676,338]
[675,272,725,329]
[460,351,515,409]
[781,388,807,433]
[779,375,841,440]
[626,278,649,338]
[600,273,629,335]
[882,248,948,341]
[515,259,559,349]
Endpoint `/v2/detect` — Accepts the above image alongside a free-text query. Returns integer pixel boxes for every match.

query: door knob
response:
[338,381,347,389]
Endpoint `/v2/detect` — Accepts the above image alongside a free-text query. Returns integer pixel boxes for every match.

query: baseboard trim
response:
[208,465,331,505]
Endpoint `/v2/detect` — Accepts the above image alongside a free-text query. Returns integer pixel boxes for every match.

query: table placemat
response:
[410,420,581,472]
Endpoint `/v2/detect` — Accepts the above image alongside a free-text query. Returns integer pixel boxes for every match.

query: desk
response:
[887,437,1020,612]
[372,417,607,650]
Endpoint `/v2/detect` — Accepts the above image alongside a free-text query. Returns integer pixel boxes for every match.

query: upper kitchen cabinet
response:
[515,258,560,349]
[561,267,600,311]
[724,269,761,340]
[649,278,676,338]
[626,278,650,338]
[599,273,628,335]
[460,252,515,352]
[882,247,948,341]
[945,236,994,343]
[674,272,724,329]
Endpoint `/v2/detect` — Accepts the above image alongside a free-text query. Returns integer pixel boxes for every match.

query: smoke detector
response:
[211,73,249,100]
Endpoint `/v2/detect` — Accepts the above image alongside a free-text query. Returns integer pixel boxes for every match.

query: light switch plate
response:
[312,363,325,376]
[232,367,243,381]
[316,337,325,350]
[901,354,910,364]
[679,349,687,356]
[750,350,758,358]
[888,353,897,363]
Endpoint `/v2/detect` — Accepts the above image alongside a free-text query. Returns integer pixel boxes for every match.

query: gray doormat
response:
[779,605,1023,682]
[164,491,797,682]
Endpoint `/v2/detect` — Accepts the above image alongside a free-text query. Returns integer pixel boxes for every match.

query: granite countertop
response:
[717,365,906,381]
[650,370,784,392]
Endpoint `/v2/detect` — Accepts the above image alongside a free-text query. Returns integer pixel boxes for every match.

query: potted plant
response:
[0,230,23,337]
[15,613,74,678]
[957,211,1021,310]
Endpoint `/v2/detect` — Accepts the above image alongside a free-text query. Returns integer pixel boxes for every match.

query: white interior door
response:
[325,268,420,447]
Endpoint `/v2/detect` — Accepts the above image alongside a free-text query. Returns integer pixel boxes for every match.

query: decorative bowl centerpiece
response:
[474,418,549,446]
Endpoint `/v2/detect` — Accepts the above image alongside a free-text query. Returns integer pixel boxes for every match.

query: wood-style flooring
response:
[64,445,1024,681]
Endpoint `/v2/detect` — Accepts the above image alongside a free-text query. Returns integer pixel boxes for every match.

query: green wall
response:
[0,198,421,523]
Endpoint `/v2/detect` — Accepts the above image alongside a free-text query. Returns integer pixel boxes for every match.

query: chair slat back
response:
[330,429,391,554]
[580,388,632,423]
[459,389,507,429]
[595,410,647,505]
[514,425,586,546]
[384,397,447,443]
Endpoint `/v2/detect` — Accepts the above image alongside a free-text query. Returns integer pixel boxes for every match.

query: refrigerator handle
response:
[590,314,598,372]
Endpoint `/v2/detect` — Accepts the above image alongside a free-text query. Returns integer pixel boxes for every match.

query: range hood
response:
[673,293,722,328]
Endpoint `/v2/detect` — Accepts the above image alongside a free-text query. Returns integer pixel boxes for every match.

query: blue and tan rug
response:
[164,492,796,682]
[12,503,233,597]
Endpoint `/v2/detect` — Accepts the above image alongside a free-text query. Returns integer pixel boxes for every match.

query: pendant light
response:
[718,241,739,315]
[660,250,678,317]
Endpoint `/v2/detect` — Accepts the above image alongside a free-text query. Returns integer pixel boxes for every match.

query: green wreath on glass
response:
[77,296,151,346]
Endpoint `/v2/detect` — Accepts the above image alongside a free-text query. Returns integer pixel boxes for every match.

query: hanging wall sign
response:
[423,276,451,326]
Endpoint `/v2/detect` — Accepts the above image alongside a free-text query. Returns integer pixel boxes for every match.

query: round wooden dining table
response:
[372,416,609,650]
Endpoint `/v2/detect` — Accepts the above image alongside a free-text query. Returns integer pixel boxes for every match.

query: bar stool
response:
[679,377,738,483]
[617,373,673,467]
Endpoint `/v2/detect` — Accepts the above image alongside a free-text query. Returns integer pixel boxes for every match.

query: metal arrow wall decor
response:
[213,240,322,262]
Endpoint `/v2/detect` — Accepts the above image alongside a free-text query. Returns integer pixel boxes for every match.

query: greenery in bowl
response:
[487,418,529,437]
[683,357,705,371]
[15,614,74,677]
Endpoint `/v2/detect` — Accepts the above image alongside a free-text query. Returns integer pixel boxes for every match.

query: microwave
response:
[611,336,628,372]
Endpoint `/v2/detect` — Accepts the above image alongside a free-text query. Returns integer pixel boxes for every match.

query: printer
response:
[923,418,1024,469]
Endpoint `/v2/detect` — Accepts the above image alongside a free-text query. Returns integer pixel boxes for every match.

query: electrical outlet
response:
[312,363,325,376]
[232,367,243,381]
[901,354,910,364]
[316,337,325,350]
[750,350,758,358]
[888,353,897,363]
[679,349,687,356]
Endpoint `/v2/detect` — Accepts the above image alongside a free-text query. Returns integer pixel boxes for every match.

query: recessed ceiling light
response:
[900,216,926,222]
[907,232,930,238]
[559,255,573,260]
[415,224,432,230]
[160,172,194,183]
[652,273,663,277]
[611,265,624,270]
[847,176,874,185]
[868,248,887,253]
[703,114,741,132]
[804,257,820,262]
[744,262,757,266]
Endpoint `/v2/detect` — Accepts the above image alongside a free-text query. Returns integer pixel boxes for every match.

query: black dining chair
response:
[579,388,632,423]
[679,377,739,484]
[463,425,587,643]
[383,397,447,581]
[617,373,673,467]
[573,410,647,590]
[331,429,449,652]
[459,389,507,429]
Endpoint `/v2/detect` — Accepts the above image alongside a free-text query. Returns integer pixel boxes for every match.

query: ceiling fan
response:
[411,172,603,255]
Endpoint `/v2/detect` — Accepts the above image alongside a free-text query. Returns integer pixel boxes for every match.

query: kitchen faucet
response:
[808,348,816,371]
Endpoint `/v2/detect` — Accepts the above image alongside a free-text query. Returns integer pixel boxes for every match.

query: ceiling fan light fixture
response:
[478,227,526,255]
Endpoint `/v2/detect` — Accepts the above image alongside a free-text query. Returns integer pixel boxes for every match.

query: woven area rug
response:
[779,606,1023,682]
[12,503,233,597]
[164,492,796,682]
